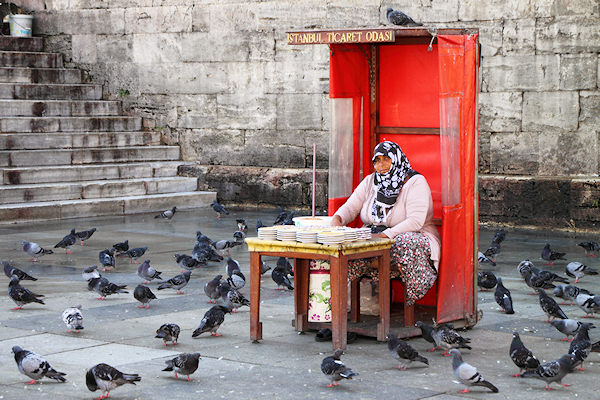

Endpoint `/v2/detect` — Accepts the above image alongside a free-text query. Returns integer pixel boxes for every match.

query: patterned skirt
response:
[347,232,438,306]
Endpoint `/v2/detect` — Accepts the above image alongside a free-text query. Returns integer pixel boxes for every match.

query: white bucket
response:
[293,216,332,228]
[9,15,33,38]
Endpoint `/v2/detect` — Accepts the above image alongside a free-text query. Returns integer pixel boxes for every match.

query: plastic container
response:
[9,14,33,37]
[292,216,332,228]
[308,260,331,322]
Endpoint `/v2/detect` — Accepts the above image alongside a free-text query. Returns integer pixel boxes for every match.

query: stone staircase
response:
[0,36,215,222]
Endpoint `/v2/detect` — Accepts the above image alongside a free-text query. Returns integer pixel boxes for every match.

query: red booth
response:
[288,27,480,336]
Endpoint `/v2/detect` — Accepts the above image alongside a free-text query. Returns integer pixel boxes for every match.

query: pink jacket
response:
[333,173,441,266]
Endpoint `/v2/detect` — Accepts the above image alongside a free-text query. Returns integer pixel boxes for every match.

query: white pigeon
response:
[62,305,84,332]
[565,262,598,283]
[12,346,66,384]
[22,240,53,261]
[450,349,498,393]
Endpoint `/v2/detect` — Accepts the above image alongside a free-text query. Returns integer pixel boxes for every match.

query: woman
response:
[330,141,441,305]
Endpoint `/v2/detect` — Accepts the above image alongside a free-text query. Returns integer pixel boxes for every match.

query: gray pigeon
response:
[537,288,568,321]
[450,349,498,393]
[477,269,497,290]
[86,363,140,399]
[8,275,45,310]
[494,277,514,314]
[133,284,157,308]
[386,7,422,26]
[553,284,591,305]
[272,265,294,290]
[520,354,575,389]
[550,319,581,341]
[98,248,115,272]
[219,282,250,312]
[54,228,77,254]
[155,206,177,220]
[577,241,599,257]
[509,332,540,377]
[192,305,231,337]
[432,324,472,356]
[174,253,204,271]
[541,243,566,265]
[212,239,243,252]
[415,321,440,352]
[565,261,597,283]
[3,260,37,281]
[112,239,129,254]
[22,240,53,261]
[575,293,600,317]
[87,276,128,300]
[158,270,192,294]
[204,274,223,303]
[162,353,201,381]
[387,332,429,369]
[82,265,101,281]
[121,246,148,264]
[227,269,246,290]
[320,350,358,387]
[155,323,181,346]
[260,260,272,274]
[75,227,96,246]
[137,259,163,283]
[568,322,595,370]
[233,230,246,242]
[62,305,84,332]
[477,251,496,266]
[212,200,229,218]
[12,346,66,384]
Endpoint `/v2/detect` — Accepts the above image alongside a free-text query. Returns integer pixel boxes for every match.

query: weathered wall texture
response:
[18,0,600,227]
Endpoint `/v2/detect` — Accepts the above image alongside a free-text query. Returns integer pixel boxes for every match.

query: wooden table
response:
[246,237,395,350]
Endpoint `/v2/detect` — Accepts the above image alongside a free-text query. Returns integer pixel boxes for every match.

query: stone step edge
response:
[0,176,198,190]
[0,160,191,170]
[2,144,177,154]
[0,50,62,56]
[0,191,217,224]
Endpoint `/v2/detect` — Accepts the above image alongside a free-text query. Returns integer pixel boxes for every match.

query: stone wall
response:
[17,0,600,227]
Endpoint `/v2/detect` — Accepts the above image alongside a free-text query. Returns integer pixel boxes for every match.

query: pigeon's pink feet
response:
[11,306,22,310]
[26,379,36,385]
[81,241,85,246]
[210,332,222,337]
[560,337,570,341]
[172,341,178,345]
[138,305,144,308]
[134,260,140,264]
[68,329,73,333]
[65,250,72,254]
[97,297,105,300]
[163,342,168,346]
[145,305,150,309]
[187,376,192,381]
[574,278,580,283]
[583,315,594,318]
[545,385,555,390]
[174,372,178,379]
[512,372,521,377]
[395,365,407,370]
[459,388,470,393]
[177,290,184,295]
[544,262,554,266]
[562,383,572,386]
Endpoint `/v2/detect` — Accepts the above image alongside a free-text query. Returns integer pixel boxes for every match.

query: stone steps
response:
[0,116,141,132]
[0,131,161,150]
[0,176,199,204]
[0,100,121,116]
[0,67,82,84]
[1,161,189,185]
[0,50,63,68]
[1,145,180,167]
[0,82,102,99]
[0,37,43,52]
[0,191,217,222]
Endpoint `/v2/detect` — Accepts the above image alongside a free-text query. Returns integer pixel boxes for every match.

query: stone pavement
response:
[0,208,599,399]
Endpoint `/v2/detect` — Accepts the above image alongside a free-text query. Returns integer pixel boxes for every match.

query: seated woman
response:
[330,141,441,306]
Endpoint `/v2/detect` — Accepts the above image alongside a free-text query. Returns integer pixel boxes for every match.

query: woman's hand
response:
[330,215,343,227]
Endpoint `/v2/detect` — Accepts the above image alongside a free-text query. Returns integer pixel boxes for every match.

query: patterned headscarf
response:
[371,141,418,223]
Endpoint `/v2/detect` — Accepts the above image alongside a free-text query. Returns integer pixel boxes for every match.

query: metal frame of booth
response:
[288,27,480,338]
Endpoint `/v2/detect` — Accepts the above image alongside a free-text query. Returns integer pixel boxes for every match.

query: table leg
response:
[250,252,262,342]
[350,278,360,322]
[330,255,348,350]
[294,258,309,332]
[377,251,391,342]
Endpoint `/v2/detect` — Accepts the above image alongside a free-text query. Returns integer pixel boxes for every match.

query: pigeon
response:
[212,239,243,253]
[509,332,540,377]
[22,240,53,261]
[233,230,246,242]
[121,246,148,264]
[281,210,296,225]
[565,261,597,283]
[521,267,557,293]
[432,324,472,356]
[449,349,498,393]
[260,260,272,275]
[12,346,66,385]
[227,269,246,290]
[592,340,600,353]
[155,323,181,346]
[575,293,600,317]
[477,270,497,291]
[577,241,599,257]
[537,288,568,321]
[112,239,129,254]
[174,253,204,271]
[520,354,574,389]
[273,206,292,225]
[570,324,595,368]
[75,227,96,246]
[415,321,440,352]
[62,305,84,332]
[553,284,591,305]
[204,274,223,303]
[386,332,429,369]
[550,319,582,341]
[133,284,157,308]
[225,256,242,277]
[137,259,163,283]
[54,228,77,254]
[163,353,202,381]
[277,256,294,276]
[98,248,115,272]
[386,7,423,26]
[321,349,358,387]
[158,270,192,294]
[494,277,514,314]
[82,265,101,281]
[541,243,566,265]
[87,276,128,300]
[212,199,229,218]
[192,240,223,263]
[86,363,141,399]
[195,230,213,245]
[155,206,177,220]
[272,264,294,290]
[8,275,45,310]
[3,260,37,281]
[256,218,265,230]
[219,283,250,312]
[477,251,496,266]
[483,242,500,261]
[192,305,231,337]
[491,228,506,246]
[236,218,248,232]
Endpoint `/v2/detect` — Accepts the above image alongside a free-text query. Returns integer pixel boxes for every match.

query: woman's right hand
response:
[330,215,343,227]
